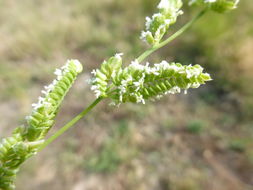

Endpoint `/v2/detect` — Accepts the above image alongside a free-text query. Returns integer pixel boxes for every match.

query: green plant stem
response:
[39,97,103,151]
[137,9,207,63]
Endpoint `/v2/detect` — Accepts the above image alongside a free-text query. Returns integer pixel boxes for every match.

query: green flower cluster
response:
[90,57,212,105]
[0,134,43,190]
[110,61,211,105]
[0,60,83,190]
[141,0,183,45]
[189,0,240,13]
[24,60,83,141]
[90,53,122,98]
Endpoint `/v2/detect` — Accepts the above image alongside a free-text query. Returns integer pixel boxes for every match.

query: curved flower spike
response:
[141,0,183,45]
[110,60,211,105]
[23,60,83,141]
[90,60,212,105]
[0,60,83,190]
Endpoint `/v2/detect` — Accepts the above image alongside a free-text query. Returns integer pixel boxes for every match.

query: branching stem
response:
[39,97,103,151]
[39,9,207,151]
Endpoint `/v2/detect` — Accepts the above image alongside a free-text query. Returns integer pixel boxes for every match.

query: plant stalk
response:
[39,97,103,151]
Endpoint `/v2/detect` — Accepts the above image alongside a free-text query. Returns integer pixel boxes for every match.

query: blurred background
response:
[0,0,252,189]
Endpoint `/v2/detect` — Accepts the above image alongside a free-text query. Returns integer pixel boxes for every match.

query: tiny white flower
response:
[130,60,145,70]
[119,94,123,102]
[41,90,48,95]
[91,85,99,90]
[38,96,45,103]
[115,53,123,59]
[157,0,169,10]
[118,84,127,93]
[135,94,145,104]
[91,69,97,75]
[140,31,152,41]
[93,90,101,98]
[164,19,171,25]
[156,94,163,99]
[145,17,152,29]
[68,59,83,73]
[191,82,201,88]
[54,69,62,76]
[204,0,217,3]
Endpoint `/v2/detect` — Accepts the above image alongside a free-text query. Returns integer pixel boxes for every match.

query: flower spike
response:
[24,60,83,141]
[90,60,212,105]
[0,60,83,190]
[141,0,183,45]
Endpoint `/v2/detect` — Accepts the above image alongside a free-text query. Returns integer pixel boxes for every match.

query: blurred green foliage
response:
[186,119,206,134]
[85,121,137,173]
